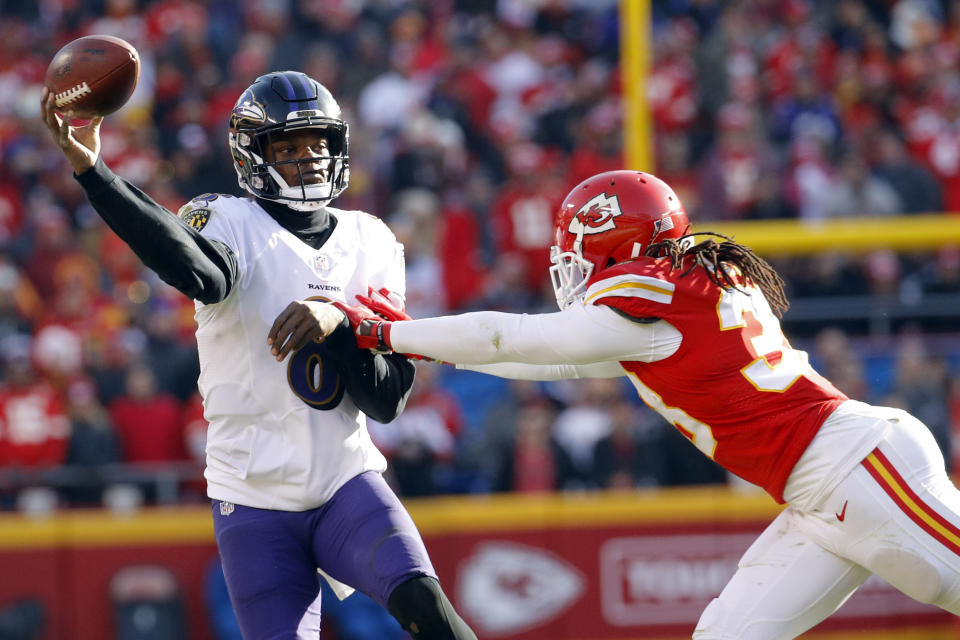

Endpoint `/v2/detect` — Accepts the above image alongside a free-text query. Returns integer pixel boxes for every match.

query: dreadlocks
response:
[646,232,790,317]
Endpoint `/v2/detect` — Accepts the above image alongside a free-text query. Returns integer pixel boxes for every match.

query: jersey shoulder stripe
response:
[585,273,675,305]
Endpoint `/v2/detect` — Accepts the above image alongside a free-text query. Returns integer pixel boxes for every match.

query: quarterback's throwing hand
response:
[267,300,346,361]
[40,87,103,175]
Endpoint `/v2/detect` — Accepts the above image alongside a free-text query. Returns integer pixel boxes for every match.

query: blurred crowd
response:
[0,0,958,508]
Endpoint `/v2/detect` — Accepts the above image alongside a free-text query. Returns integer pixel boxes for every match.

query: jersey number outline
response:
[717,287,809,392]
[286,296,345,411]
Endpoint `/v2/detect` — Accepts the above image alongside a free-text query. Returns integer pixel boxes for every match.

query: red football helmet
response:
[549,170,689,309]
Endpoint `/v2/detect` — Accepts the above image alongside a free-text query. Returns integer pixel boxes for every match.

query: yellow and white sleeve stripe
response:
[584,274,675,306]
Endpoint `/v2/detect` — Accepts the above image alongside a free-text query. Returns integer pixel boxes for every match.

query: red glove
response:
[332,302,393,353]
[353,288,450,365]
[355,287,412,322]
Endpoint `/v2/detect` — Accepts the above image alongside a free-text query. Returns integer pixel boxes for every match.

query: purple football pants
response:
[211,471,437,639]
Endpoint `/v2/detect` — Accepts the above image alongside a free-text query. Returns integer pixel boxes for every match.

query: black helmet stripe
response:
[275,72,318,111]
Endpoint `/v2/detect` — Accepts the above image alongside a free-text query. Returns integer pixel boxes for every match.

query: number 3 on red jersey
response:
[717,287,810,392]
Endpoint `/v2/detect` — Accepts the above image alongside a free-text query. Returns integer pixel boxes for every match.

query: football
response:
[44,35,140,118]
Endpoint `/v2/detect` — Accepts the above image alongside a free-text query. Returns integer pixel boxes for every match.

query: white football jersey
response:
[178,193,404,511]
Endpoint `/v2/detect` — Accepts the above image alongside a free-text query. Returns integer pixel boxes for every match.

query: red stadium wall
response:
[0,488,955,640]
[0,509,219,639]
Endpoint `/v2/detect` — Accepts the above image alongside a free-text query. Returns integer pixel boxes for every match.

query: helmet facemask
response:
[549,243,594,310]
[230,116,349,212]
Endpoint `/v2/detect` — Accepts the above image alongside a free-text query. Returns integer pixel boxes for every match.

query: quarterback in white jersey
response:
[42,71,477,640]
[182,192,401,511]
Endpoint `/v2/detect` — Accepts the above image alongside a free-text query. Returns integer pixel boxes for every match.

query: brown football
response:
[44,35,140,118]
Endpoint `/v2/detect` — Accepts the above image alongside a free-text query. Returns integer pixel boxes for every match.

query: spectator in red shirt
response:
[181,390,208,500]
[762,0,835,105]
[108,364,187,463]
[0,335,70,468]
[182,390,207,466]
[950,374,960,482]
[21,206,80,301]
[494,398,578,494]
[924,84,960,213]
[437,195,488,312]
[697,102,780,220]
[433,39,498,139]
[489,142,565,292]
[0,178,24,246]
[649,18,699,135]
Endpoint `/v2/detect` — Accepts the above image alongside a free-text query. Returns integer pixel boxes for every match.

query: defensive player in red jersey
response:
[269,170,960,638]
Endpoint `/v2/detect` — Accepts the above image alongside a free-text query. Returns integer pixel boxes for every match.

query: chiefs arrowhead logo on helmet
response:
[569,193,622,240]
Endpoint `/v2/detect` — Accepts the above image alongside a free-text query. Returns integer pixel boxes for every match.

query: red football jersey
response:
[0,382,70,467]
[584,257,847,502]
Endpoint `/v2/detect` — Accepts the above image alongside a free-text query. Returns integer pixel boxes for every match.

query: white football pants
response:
[693,412,960,639]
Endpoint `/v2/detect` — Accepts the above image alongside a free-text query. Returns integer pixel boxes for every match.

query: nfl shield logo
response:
[313,255,329,272]
[219,501,234,516]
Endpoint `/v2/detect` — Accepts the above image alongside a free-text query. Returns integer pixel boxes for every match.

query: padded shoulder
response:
[178,193,253,232]
[583,258,676,307]
[177,193,240,231]
[331,206,396,234]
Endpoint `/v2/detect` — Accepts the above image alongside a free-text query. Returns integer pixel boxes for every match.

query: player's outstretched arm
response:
[372,305,663,366]
[40,90,237,304]
[457,360,626,381]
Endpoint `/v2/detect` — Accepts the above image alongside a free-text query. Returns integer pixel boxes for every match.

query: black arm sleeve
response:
[75,157,237,303]
[322,317,416,423]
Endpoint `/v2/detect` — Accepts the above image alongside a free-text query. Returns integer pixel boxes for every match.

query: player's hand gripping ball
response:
[44,35,140,118]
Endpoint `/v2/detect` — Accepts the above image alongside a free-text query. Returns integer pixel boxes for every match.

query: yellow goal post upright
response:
[620,0,654,175]
[618,0,960,254]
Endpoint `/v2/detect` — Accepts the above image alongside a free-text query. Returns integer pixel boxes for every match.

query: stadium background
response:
[0,0,959,638]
